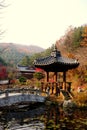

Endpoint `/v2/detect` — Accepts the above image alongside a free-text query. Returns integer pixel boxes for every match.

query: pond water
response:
[0,104,87,130]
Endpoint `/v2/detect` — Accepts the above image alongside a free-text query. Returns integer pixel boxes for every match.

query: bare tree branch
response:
[0,0,8,9]
[0,0,10,40]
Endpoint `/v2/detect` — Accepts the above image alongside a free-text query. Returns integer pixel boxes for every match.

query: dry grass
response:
[73,91,87,107]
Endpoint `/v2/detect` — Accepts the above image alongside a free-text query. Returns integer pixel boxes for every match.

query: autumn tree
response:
[62,26,74,51]
[0,65,7,79]
[61,26,83,52]
[80,25,87,46]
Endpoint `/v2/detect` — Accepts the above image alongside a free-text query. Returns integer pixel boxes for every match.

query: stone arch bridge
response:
[0,88,48,108]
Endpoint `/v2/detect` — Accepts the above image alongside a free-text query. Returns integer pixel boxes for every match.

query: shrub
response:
[19,76,27,84]
[33,72,45,81]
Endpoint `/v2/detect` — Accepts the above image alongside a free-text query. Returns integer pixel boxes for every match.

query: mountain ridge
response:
[0,43,45,54]
[0,43,45,65]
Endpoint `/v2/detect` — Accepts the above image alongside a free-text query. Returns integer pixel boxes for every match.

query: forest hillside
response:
[56,25,87,66]
[0,43,44,66]
[55,25,87,88]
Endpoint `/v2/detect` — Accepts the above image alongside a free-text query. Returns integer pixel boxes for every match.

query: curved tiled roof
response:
[34,48,79,72]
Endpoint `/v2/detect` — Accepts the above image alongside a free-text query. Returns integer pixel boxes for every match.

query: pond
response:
[0,103,87,130]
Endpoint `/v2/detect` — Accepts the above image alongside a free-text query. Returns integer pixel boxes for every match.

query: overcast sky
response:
[0,0,87,49]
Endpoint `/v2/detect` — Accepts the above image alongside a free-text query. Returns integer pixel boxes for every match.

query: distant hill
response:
[0,43,45,65]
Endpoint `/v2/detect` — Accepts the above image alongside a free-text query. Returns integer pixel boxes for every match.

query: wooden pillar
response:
[54,72,57,94]
[54,72,57,82]
[46,71,49,82]
[63,71,66,90]
[41,82,44,91]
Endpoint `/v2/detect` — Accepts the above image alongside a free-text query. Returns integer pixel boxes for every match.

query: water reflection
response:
[0,105,45,130]
[0,104,87,130]
[63,106,75,116]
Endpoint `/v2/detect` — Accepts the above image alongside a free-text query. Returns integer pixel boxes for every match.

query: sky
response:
[0,0,87,49]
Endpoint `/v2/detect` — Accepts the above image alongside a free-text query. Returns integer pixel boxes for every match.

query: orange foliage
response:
[80,26,87,46]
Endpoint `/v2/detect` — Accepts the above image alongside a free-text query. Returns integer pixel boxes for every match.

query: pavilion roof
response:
[33,47,79,72]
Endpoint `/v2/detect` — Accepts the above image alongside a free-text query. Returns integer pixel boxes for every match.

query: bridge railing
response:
[0,88,48,98]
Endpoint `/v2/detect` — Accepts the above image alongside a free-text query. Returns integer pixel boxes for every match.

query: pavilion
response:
[33,46,79,92]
